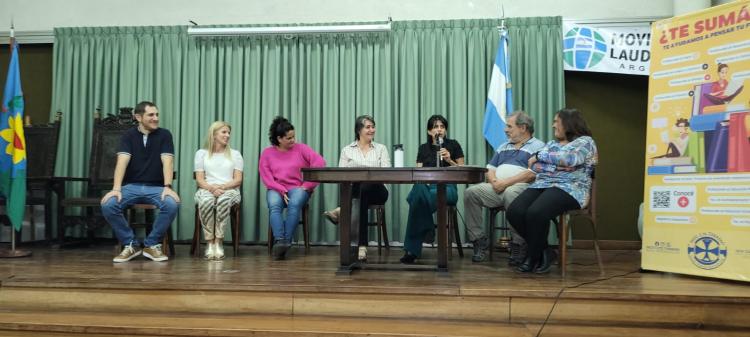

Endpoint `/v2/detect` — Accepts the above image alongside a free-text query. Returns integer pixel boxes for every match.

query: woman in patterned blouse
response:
[506,108,598,274]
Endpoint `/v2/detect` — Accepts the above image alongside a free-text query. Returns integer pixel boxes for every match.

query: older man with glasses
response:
[464,111,544,264]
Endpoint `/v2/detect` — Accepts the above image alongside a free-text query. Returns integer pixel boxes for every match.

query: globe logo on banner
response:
[563,27,607,70]
[687,233,727,270]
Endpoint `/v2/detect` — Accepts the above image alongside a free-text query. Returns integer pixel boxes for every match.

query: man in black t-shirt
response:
[101,101,181,263]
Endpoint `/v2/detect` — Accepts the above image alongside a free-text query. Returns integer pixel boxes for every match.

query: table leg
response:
[337,182,357,274]
[436,183,448,272]
[50,179,65,243]
[55,182,66,246]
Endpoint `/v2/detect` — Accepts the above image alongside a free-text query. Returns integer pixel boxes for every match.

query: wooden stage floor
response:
[0,244,748,336]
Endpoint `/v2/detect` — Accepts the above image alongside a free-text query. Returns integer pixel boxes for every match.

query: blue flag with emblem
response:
[0,37,26,231]
[483,29,513,150]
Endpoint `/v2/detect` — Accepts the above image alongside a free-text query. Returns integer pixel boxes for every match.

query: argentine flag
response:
[483,30,513,150]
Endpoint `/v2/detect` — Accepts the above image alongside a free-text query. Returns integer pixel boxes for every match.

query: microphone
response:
[436,136,444,167]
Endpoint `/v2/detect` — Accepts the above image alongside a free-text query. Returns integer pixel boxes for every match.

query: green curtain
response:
[506,16,565,141]
[51,18,564,245]
[51,26,188,238]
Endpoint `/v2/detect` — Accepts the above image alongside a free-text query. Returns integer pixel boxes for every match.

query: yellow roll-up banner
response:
[643,1,750,282]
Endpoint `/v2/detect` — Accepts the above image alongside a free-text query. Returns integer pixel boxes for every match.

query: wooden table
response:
[303,167,486,274]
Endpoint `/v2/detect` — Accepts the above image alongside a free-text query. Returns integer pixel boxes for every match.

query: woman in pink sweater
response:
[259,116,326,260]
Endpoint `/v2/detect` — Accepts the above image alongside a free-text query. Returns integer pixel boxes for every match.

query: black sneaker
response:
[423,229,435,244]
[272,239,289,260]
[400,252,417,264]
[508,243,527,266]
[471,237,489,263]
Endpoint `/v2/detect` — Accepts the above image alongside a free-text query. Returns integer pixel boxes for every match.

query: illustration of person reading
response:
[704,63,744,105]
[648,118,697,174]
[654,118,691,158]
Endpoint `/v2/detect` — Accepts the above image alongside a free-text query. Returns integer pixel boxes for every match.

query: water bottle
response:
[393,144,404,168]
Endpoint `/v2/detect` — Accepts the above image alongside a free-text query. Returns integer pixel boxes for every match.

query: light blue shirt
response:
[487,137,545,169]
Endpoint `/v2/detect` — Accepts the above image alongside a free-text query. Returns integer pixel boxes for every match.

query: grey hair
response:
[354,115,376,141]
[510,110,534,135]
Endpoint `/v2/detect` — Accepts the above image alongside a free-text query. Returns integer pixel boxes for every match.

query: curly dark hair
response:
[268,116,294,146]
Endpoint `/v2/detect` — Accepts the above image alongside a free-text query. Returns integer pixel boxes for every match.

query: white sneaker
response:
[205,242,216,259]
[214,243,225,260]
[358,246,367,261]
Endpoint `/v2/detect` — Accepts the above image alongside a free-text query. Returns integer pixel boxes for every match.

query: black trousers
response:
[353,183,389,246]
[506,187,580,260]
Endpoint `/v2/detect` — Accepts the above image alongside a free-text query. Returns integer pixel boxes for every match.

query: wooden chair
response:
[367,204,388,254]
[120,185,176,256]
[110,182,177,257]
[58,110,173,255]
[446,206,464,258]
[268,204,310,255]
[0,113,62,242]
[555,173,603,278]
[190,173,242,258]
[114,171,177,256]
[115,205,173,256]
[57,113,135,246]
[487,206,511,260]
[430,206,463,258]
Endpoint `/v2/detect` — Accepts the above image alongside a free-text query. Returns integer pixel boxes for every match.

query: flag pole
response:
[497,4,506,33]
[1,225,32,257]
[494,4,514,250]
[0,22,32,258]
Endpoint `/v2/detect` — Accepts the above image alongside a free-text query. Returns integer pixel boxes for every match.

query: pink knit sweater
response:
[258,143,326,195]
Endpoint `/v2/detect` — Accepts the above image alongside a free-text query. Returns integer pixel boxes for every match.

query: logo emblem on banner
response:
[563,27,607,70]
[562,22,651,75]
[687,233,727,270]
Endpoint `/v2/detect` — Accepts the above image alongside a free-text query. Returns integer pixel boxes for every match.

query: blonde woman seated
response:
[194,121,244,260]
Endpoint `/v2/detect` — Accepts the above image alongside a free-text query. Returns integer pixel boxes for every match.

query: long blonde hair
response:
[203,121,232,159]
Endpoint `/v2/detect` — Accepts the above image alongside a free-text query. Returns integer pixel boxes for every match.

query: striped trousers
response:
[195,189,241,240]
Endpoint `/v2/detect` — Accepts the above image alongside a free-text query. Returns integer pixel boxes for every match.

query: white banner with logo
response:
[562,21,653,75]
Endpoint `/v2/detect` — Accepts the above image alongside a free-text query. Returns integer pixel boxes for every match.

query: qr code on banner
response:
[652,191,671,209]
[649,186,696,213]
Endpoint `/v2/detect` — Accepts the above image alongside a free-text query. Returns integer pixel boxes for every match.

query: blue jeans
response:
[403,183,458,257]
[101,184,180,247]
[267,188,310,241]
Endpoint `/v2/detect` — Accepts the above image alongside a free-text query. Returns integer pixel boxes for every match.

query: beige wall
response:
[1,0,674,32]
